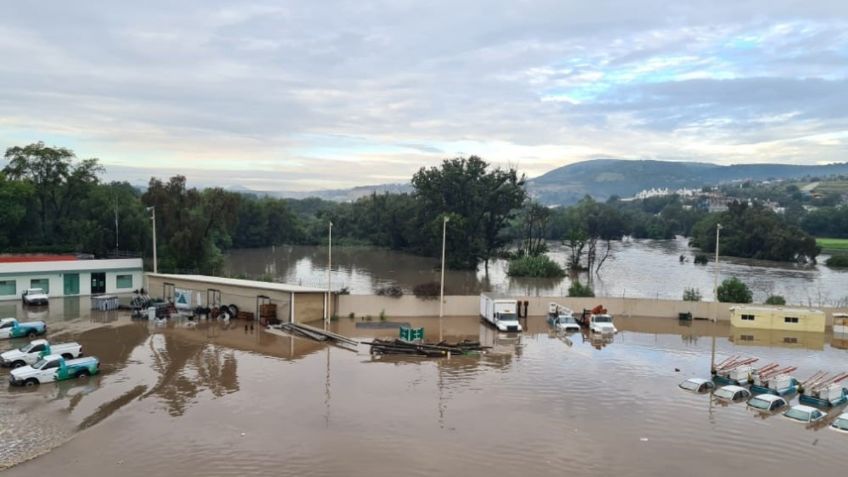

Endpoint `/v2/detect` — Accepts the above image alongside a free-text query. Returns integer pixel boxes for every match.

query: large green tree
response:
[411,156,526,269]
[3,142,103,244]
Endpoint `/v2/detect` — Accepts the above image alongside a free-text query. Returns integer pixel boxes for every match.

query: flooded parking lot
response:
[2,300,848,476]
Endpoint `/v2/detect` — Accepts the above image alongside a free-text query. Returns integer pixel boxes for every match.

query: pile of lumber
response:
[362,339,489,357]
[270,322,358,349]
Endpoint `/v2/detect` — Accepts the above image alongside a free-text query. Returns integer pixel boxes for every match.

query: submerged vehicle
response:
[799,372,848,409]
[9,354,99,386]
[480,294,522,332]
[1,339,82,368]
[21,288,49,306]
[830,413,848,434]
[577,306,617,334]
[783,405,826,424]
[749,364,799,396]
[679,378,715,394]
[548,303,580,332]
[747,394,788,414]
[0,318,47,340]
[712,355,758,386]
[714,385,751,403]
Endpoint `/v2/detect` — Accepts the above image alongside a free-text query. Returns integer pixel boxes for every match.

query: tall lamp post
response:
[439,216,449,320]
[710,223,723,372]
[146,206,157,274]
[326,221,333,329]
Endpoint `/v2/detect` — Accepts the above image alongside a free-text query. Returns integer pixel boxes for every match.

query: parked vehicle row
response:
[679,377,848,433]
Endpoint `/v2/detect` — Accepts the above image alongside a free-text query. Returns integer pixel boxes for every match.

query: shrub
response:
[506,255,565,278]
[347,312,355,320]
[379,309,386,321]
[568,280,595,297]
[693,254,708,265]
[765,295,786,305]
[717,277,753,303]
[376,285,404,298]
[413,281,441,300]
[826,254,848,268]
[683,288,702,302]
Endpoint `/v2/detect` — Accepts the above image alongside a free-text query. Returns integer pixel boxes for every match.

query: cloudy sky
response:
[1,1,847,190]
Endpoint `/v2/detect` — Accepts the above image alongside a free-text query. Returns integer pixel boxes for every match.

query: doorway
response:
[91,273,106,294]
[63,274,80,296]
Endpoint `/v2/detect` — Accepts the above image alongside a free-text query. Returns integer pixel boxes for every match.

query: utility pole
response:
[711,223,722,372]
[147,206,157,274]
[326,221,333,329]
[439,216,449,320]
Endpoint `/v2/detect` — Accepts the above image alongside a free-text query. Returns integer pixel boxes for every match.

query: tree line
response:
[1,142,828,277]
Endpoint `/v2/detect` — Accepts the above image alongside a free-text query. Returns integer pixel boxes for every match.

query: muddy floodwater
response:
[2,299,848,476]
[224,238,848,306]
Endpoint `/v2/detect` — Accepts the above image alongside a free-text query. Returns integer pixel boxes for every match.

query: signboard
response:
[174,288,192,309]
[400,327,424,342]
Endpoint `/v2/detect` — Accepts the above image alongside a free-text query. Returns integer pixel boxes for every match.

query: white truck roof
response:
[480,293,517,300]
[752,394,784,403]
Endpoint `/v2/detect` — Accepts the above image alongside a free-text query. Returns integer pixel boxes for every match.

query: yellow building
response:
[729,305,825,333]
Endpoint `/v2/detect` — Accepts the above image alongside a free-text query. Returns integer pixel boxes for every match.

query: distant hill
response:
[265,183,412,202]
[526,159,848,205]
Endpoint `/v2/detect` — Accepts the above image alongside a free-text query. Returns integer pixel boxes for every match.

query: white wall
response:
[0,269,143,300]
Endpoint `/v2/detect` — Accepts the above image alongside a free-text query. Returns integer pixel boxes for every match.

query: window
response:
[784,317,799,324]
[116,274,133,289]
[741,314,755,321]
[0,280,15,296]
[783,337,798,344]
[30,278,49,294]
[740,335,754,341]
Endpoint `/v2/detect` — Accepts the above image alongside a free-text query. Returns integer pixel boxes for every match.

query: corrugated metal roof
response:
[147,273,328,293]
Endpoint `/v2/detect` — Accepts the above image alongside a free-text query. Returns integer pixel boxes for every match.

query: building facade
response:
[0,256,144,301]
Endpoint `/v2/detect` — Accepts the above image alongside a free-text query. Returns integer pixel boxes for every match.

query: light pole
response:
[439,216,449,342]
[326,221,333,329]
[711,223,722,372]
[439,216,449,320]
[146,206,157,274]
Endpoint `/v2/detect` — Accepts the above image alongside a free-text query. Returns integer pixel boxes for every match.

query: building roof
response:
[0,258,143,275]
[729,305,825,314]
[0,255,78,263]
[146,273,328,294]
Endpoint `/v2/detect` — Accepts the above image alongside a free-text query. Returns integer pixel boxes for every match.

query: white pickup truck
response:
[1,339,83,368]
[22,288,49,306]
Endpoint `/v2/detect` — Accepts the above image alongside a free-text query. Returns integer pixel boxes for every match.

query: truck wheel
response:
[27,330,36,338]
[11,361,26,368]
[62,353,73,360]
[24,378,39,387]
[76,370,91,379]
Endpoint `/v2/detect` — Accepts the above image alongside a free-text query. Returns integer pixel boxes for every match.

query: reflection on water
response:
[224,239,848,306]
[2,313,848,476]
[730,326,827,350]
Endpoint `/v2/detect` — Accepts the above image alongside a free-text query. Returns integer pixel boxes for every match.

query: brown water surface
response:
[1,305,848,476]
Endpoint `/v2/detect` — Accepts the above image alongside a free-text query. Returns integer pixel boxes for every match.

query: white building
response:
[0,256,144,301]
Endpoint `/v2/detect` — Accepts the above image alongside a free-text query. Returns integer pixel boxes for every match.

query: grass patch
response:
[817,237,848,251]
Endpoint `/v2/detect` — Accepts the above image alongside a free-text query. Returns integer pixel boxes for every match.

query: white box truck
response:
[480,294,522,332]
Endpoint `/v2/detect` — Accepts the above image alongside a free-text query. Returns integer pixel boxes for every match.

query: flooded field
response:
[2,299,848,476]
[224,238,848,306]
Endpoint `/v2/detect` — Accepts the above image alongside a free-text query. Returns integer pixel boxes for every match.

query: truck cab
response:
[0,318,48,340]
[589,314,617,335]
[9,354,99,387]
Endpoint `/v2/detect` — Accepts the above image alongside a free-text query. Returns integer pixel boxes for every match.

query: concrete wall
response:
[146,274,326,323]
[337,294,848,324]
